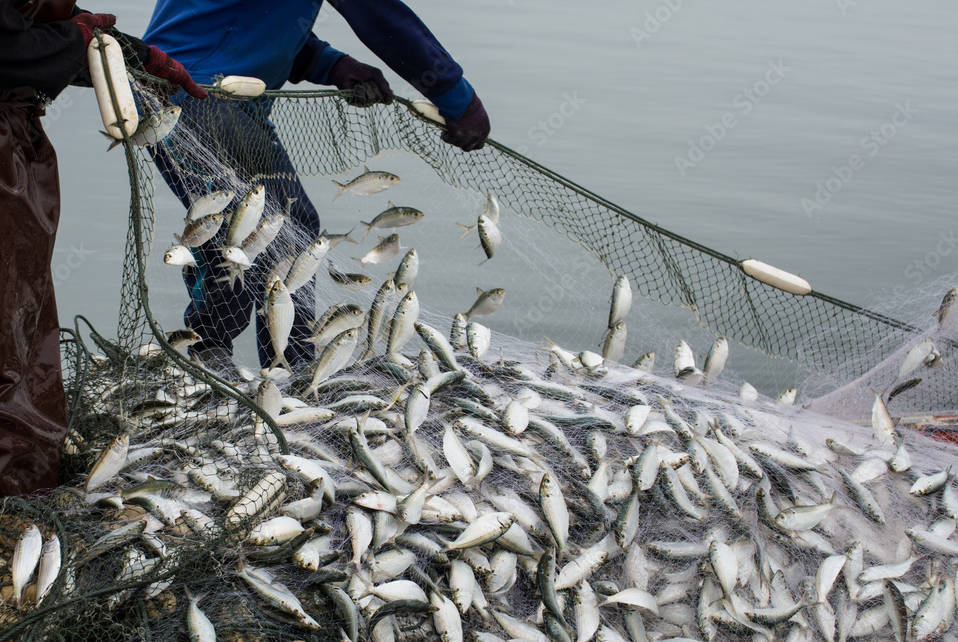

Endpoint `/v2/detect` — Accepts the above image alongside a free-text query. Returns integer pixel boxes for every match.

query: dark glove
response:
[70,12,116,47]
[328,56,393,107]
[142,45,208,99]
[441,93,490,152]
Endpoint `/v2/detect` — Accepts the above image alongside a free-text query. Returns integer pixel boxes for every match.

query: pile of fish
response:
[3,159,957,641]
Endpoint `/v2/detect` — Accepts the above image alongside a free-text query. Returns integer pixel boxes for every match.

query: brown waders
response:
[0,88,66,496]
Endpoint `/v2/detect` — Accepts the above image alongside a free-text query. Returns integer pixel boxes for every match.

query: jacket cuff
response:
[429,77,474,121]
[290,35,347,85]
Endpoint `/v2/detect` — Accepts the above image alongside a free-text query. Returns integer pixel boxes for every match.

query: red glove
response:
[70,12,116,47]
[144,45,208,99]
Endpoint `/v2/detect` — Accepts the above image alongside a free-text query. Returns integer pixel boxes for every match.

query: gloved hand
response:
[142,45,208,100]
[328,56,393,107]
[441,93,490,152]
[70,12,116,47]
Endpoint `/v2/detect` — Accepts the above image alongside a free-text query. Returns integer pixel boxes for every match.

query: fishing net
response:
[3,36,958,640]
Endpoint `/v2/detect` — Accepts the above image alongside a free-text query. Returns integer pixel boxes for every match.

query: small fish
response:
[465,287,505,320]
[221,245,251,268]
[633,351,654,372]
[394,248,420,289]
[887,377,922,404]
[476,214,502,263]
[673,340,703,385]
[186,189,234,222]
[320,226,359,248]
[910,468,951,495]
[166,328,202,351]
[539,473,569,551]
[777,387,797,405]
[601,321,626,362]
[450,313,468,351]
[328,266,372,290]
[286,236,331,293]
[703,337,729,384]
[484,192,501,223]
[11,524,42,606]
[609,275,632,327]
[934,287,958,333]
[175,214,224,248]
[242,211,286,262]
[186,589,216,642]
[332,165,400,199]
[225,184,266,247]
[264,279,295,370]
[85,433,129,493]
[34,535,60,606]
[308,328,360,396]
[356,233,401,265]
[164,245,196,267]
[307,304,365,348]
[387,291,420,357]
[871,392,896,445]
[104,106,181,151]
[774,494,837,531]
[467,322,491,360]
[361,204,423,239]
[362,279,396,358]
[898,338,938,380]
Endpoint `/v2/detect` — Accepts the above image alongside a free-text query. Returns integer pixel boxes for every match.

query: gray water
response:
[46,0,958,392]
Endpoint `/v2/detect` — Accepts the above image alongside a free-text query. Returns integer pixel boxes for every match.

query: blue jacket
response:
[143,0,474,119]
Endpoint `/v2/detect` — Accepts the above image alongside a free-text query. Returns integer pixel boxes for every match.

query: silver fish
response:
[176,214,224,248]
[307,304,365,348]
[85,433,129,493]
[357,233,401,265]
[465,287,505,319]
[186,189,234,222]
[186,589,216,642]
[609,275,632,327]
[934,287,958,333]
[477,214,501,263]
[286,236,332,293]
[265,279,295,370]
[164,245,196,267]
[601,321,626,362]
[11,524,42,606]
[362,279,396,358]
[35,535,60,606]
[328,266,372,290]
[308,328,359,396]
[105,106,181,151]
[226,184,266,247]
[332,165,400,200]
[394,248,420,290]
[241,211,286,262]
[387,290,420,358]
[703,337,729,384]
[360,204,423,238]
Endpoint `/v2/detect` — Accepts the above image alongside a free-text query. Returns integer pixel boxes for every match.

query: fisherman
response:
[144,0,492,374]
[0,0,205,495]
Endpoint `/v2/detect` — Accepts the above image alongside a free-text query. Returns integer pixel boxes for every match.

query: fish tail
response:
[344,226,359,244]
[331,180,346,200]
[457,223,475,240]
[360,222,372,240]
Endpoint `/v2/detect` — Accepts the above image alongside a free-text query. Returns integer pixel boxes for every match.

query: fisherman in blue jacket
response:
[144,0,491,374]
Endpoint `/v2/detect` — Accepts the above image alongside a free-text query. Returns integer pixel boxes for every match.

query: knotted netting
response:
[2,39,958,641]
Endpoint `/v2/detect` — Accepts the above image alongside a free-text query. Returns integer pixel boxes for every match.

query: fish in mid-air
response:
[332,166,400,199]
[360,204,423,239]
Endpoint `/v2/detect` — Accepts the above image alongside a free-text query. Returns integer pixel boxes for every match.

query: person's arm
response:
[0,0,85,97]
[327,0,467,116]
